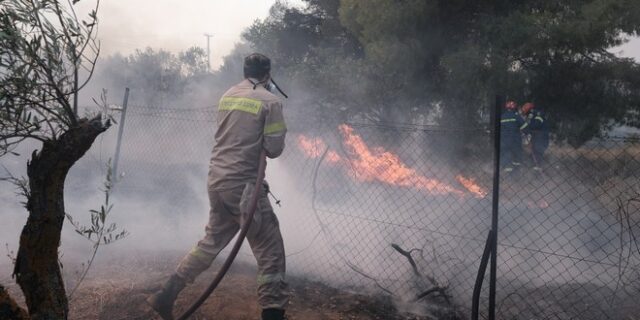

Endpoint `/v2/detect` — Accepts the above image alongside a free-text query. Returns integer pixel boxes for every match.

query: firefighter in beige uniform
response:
[147,53,289,320]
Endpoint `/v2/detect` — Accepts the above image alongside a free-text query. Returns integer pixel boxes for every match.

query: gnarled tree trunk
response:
[13,116,109,320]
[0,284,29,320]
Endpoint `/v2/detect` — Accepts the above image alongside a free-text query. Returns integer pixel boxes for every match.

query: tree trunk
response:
[13,116,109,320]
[0,284,29,320]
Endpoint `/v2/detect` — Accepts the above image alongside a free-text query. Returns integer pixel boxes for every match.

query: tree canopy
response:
[0,0,101,155]
[244,0,640,145]
[95,46,211,106]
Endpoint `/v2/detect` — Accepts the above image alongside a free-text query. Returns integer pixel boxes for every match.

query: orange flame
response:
[456,175,488,198]
[296,135,341,164]
[338,125,464,196]
[325,151,342,164]
[295,125,489,198]
[297,135,325,158]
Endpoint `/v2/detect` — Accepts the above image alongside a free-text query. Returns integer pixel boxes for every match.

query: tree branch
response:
[76,0,101,58]
[391,243,437,286]
[0,133,48,144]
[28,0,77,126]
[343,260,394,295]
[413,287,449,302]
[4,94,70,126]
[76,43,101,92]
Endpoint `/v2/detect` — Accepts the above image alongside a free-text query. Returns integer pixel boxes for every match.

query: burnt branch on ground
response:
[391,243,451,305]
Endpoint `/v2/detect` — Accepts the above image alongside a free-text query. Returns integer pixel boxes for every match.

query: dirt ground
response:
[1,252,432,320]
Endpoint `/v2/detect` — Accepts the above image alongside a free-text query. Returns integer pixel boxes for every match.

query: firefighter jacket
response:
[528,109,549,150]
[207,79,287,191]
[500,110,528,138]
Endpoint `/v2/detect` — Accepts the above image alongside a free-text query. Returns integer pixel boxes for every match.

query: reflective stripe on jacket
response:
[208,79,287,191]
[500,110,527,138]
[528,110,549,148]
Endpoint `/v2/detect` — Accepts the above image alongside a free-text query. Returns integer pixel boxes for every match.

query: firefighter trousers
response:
[175,184,288,309]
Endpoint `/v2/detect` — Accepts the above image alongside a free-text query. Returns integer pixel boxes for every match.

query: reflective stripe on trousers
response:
[175,185,289,309]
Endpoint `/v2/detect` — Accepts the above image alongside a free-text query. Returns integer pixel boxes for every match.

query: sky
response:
[611,36,640,61]
[75,0,640,70]
[75,0,303,69]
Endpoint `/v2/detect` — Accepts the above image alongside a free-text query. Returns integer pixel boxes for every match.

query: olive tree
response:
[0,0,108,318]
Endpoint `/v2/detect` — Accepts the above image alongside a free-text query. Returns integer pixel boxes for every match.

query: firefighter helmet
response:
[244,53,271,79]
[522,102,535,114]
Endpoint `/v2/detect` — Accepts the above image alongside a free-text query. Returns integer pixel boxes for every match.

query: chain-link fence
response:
[494,137,640,320]
[109,104,639,319]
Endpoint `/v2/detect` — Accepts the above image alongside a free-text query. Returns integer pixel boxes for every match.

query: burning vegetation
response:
[296,124,488,199]
[2,0,640,319]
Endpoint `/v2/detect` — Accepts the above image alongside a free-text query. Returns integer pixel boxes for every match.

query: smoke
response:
[1,93,635,320]
[3,106,635,318]
[1,30,639,320]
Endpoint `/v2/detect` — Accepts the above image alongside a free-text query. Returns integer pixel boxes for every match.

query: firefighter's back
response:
[208,79,282,191]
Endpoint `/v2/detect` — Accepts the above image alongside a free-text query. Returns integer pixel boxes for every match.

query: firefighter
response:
[147,53,289,320]
[521,102,549,171]
[500,100,528,172]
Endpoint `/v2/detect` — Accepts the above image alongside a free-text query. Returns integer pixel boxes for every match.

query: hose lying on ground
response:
[176,151,267,320]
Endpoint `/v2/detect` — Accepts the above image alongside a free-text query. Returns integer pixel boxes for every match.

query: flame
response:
[325,151,341,163]
[296,135,342,164]
[295,125,489,198]
[338,125,464,196]
[297,135,325,158]
[456,175,488,198]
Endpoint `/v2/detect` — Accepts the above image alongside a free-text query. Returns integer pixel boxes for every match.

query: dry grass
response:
[1,252,434,320]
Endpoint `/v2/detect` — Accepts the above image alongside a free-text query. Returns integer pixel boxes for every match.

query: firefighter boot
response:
[147,274,186,320]
[262,308,286,320]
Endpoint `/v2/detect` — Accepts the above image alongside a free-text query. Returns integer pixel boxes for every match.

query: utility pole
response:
[204,33,213,71]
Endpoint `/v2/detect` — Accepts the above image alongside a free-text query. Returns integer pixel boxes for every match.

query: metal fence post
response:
[471,95,503,320]
[112,87,130,182]
[489,95,503,320]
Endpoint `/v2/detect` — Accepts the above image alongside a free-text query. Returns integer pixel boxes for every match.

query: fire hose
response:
[176,150,267,320]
